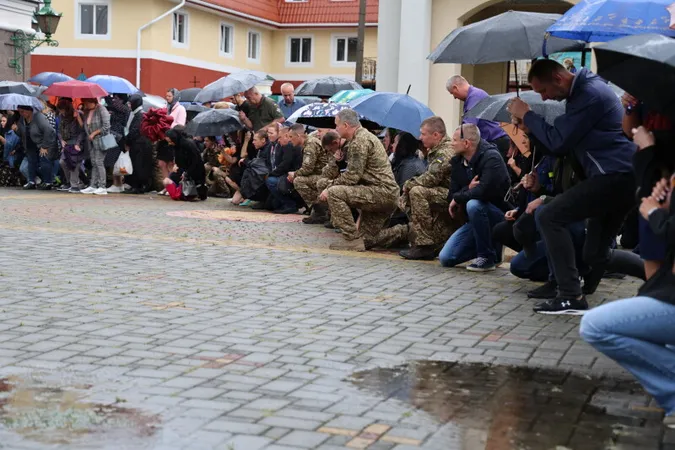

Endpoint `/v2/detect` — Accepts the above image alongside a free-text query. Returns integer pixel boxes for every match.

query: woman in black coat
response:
[163,127,206,201]
[122,94,154,194]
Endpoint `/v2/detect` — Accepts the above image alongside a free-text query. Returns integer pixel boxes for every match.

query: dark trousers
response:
[266,176,295,210]
[537,172,636,297]
[25,151,54,184]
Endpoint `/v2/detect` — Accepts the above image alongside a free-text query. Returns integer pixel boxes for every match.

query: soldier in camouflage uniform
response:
[320,109,399,252]
[288,124,331,219]
[202,136,233,198]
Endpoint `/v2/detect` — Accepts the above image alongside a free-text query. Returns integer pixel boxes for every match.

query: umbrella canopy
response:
[288,102,378,129]
[0,94,44,111]
[28,72,74,87]
[429,11,585,64]
[180,88,202,103]
[295,77,363,98]
[143,94,167,112]
[195,70,268,103]
[86,75,139,95]
[547,0,675,43]
[348,92,435,136]
[0,81,36,96]
[329,89,375,104]
[595,33,675,115]
[43,80,108,99]
[185,108,243,137]
[466,91,566,125]
[185,104,209,113]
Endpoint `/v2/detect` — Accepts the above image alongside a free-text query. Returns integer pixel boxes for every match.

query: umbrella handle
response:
[542,33,549,59]
[513,61,520,97]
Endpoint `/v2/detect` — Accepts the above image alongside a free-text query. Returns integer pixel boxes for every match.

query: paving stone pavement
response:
[0,189,659,450]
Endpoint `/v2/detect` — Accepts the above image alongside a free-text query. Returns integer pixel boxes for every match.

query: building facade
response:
[31,0,378,95]
[1,0,40,82]
[377,0,578,128]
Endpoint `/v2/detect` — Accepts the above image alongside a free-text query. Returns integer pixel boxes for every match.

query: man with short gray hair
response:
[239,87,284,131]
[278,83,305,118]
[318,108,399,251]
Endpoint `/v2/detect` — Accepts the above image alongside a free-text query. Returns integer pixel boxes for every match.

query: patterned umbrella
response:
[287,102,377,129]
[329,89,374,104]
[28,72,74,87]
[294,77,363,98]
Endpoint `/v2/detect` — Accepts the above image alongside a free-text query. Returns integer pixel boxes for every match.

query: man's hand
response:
[287,171,295,183]
[640,196,664,219]
[449,199,459,218]
[526,198,543,215]
[469,176,480,190]
[632,126,655,151]
[39,147,48,157]
[650,177,671,205]
[505,209,518,221]
[238,111,247,121]
[522,172,540,192]
[238,158,245,167]
[319,189,328,203]
[507,97,531,120]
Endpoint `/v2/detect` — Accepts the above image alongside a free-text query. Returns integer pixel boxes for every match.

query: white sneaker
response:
[107,185,123,193]
[123,184,132,190]
[80,186,96,194]
[94,187,108,195]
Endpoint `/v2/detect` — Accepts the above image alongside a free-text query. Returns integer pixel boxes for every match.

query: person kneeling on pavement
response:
[265,127,303,214]
[319,109,399,252]
[289,124,331,222]
[439,124,511,271]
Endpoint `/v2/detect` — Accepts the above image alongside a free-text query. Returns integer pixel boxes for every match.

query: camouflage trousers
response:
[370,222,409,249]
[316,177,333,194]
[294,175,322,207]
[404,185,456,247]
[327,185,398,244]
[206,167,231,197]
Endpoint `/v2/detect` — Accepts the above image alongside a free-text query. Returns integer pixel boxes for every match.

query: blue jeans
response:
[439,199,505,267]
[24,152,54,184]
[580,296,675,415]
[266,176,295,210]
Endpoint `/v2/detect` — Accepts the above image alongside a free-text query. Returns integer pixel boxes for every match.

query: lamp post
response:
[8,0,62,76]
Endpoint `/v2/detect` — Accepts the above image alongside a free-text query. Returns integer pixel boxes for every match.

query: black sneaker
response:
[527,280,558,299]
[533,296,588,315]
[401,245,436,261]
[37,183,53,191]
[57,185,71,192]
[23,182,36,190]
[467,257,497,272]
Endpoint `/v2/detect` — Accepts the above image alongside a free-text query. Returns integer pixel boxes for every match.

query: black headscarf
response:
[129,94,143,112]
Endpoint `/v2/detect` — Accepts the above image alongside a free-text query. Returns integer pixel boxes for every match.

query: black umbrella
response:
[466,91,566,125]
[428,11,585,64]
[185,103,210,122]
[185,108,243,137]
[0,81,36,96]
[180,88,202,103]
[595,33,675,116]
[294,77,363,98]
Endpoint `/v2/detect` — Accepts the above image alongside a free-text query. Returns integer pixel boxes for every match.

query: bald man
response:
[278,83,306,118]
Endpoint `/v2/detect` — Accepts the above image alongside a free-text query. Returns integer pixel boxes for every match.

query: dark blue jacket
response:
[523,69,635,178]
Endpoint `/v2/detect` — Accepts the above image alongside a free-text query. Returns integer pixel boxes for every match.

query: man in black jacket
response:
[439,124,511,271]
[266,127,303,213]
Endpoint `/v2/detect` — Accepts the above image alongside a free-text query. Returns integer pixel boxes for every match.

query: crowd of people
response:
[1,59,674,426]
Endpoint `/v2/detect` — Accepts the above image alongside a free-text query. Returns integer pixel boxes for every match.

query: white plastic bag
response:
[113,151,133,176]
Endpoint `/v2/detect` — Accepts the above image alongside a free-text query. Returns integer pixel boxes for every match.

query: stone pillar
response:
[397,0,432,104]
[375,0,402,93]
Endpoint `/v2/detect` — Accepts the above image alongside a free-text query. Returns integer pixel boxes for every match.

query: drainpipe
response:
[136,0,186,89]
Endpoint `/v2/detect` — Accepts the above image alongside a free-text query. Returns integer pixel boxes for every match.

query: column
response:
[375,0,402,93]
[397,0,432,104]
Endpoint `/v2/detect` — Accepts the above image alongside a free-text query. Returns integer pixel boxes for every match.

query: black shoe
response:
[401,245,436,261]
[37,183,53,191]
[323,221,335,229]
[302,215,327,224]
[582,267,605,295]
[527,280,558,299]
[23,182,36,190]
[251,202,269,210]
[533,295,588,315]
[274,207,298,215]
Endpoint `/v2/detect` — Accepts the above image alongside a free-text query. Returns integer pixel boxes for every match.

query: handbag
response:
[101,133,118,151]
[180,177,198,197]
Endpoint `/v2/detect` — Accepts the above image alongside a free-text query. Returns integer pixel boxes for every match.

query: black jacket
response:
[449,139,511,210]
[638,194,675,304]
[174,138,206,184]
[270,143,302,177]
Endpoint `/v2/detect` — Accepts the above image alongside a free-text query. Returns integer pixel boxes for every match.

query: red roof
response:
[200,0,379,25]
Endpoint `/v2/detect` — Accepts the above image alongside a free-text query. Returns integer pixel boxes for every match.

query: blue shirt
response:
[462,86,507,142]
[278,98,306,119]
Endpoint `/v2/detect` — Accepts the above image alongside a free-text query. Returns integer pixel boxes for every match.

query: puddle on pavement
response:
[0,374,160,447]
[350,361,664,450]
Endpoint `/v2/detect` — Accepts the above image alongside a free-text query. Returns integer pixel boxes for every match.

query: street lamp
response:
[8,0,62,76]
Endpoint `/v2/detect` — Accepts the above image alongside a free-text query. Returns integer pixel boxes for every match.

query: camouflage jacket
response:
[295,135,329,177]
[404,136,455,190]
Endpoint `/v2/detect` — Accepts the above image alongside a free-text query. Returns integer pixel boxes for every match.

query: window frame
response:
[219,22,235,58]
[331,34,358,67]
[75,0,111,40]
[286,34,314,67]
[172,11,189,48]
[247,30,262,63]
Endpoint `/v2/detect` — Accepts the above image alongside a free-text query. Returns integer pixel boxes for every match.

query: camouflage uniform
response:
[325,128,399,245]
[202,145,231,197]
[293,135,331,207]
[401,136,456,247]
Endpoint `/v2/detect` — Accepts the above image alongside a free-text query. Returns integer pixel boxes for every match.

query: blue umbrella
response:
[27,72,74,87]
[288,102,378,129]
[85,75,140,95]
[349,92,435,136]
[547,0,675,42]
[0,94,44,111]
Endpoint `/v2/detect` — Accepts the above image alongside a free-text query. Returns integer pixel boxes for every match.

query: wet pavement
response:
[0,189,664,449]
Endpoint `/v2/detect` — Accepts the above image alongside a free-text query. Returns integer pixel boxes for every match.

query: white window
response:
[288,36,313,65]
[77,1,110,39]
[333,36,358,64]
[248,31,261,62]
[172,12,188,46]
[220,23,234,57]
